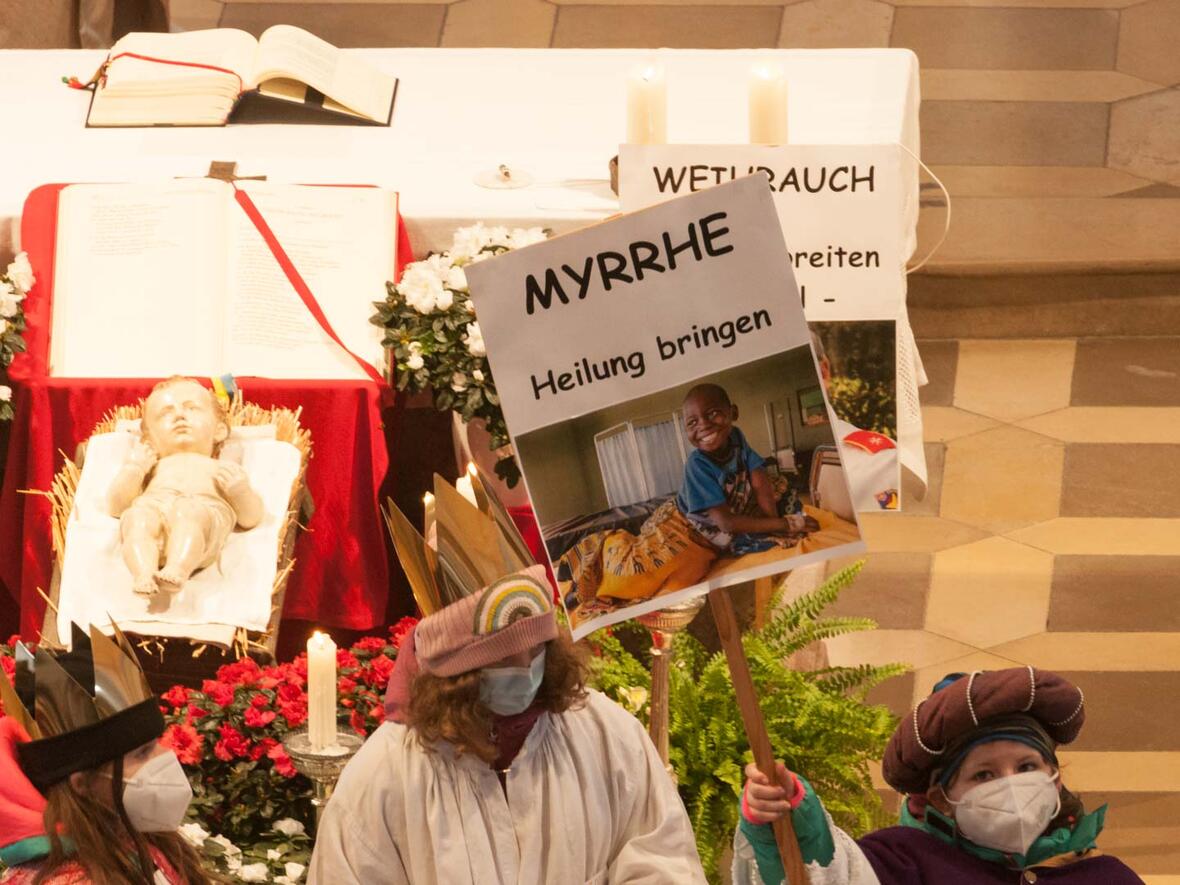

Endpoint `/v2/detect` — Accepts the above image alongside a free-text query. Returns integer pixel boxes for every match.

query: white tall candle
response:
[307,631,337,751]
[749,64,788,145]
[626,65,667,145]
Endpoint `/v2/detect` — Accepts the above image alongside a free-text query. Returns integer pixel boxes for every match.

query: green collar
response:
[899,800,1107,867]
[0,835,56,867]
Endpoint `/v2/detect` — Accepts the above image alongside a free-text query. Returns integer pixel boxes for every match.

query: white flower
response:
[272,815,305,837]
[406,352,424,371]
[267,849,282,861]
[208,835,242,870]
[472,368,484,383]
[508,227,548,249]
[238,862,269,882]
[6,253,33,292]
[177,822,209,847]
[451,372,468,392]
[284,861,307,881]
[398,261,447,314]
[464,322,486,357]
[0,294,19,318]
[485,226,510,248]
[449,223,492,262]
[445,265,468,293]
[0,386,10,403]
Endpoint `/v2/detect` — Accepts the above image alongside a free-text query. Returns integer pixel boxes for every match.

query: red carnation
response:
[390,617,418,650]
[277,682,303,703]
[251,737,277,761]
[161,685,190,708]
[244,706,276,729]
[250,694,270,709]
[213,724,250,761]
[279,697,307,728]
[268,742,297,778]
[161,723,204,766]
[186,704,210,723]
[349,709,366,735]
[354,636,386,655]
[217,658,262,686]
[364,655,395,688]
[337,676,357,695]
[336,649,359,670]
[1,657,14,681]
[201,680,235,708]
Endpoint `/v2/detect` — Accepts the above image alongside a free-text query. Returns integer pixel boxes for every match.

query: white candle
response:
[455,467,478,508]
[626,65,667,145]
[749,64,788,145]
[307,631,337,751]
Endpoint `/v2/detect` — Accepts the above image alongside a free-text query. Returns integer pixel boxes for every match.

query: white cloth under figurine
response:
[55,423,301,643]
[309,690,707,885]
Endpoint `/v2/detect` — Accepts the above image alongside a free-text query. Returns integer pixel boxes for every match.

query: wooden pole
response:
[709,584,810,885]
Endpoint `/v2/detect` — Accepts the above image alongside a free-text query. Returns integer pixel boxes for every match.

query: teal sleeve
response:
[737,776,835,884]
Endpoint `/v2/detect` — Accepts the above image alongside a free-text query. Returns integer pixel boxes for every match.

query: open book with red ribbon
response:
[48,179,396,382]
[83,26,397,127]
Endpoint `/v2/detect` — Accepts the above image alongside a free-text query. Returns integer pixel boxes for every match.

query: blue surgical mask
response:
[480,649,546,716]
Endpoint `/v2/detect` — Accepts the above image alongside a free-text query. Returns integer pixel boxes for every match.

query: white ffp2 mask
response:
[949,770,1061,856]
[480,649,546,716]
[121,751,194,833]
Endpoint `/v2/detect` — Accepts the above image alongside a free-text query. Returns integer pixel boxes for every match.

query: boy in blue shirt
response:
[677,383,817,554]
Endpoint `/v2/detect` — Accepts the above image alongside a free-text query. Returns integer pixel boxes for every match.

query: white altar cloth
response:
[0,47,920,256]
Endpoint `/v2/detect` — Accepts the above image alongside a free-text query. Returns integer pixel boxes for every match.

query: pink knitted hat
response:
[414,565,557,677]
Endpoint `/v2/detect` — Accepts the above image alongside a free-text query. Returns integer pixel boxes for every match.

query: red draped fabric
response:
[0,184,413,637]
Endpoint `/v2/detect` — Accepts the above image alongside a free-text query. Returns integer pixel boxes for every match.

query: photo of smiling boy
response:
[678,383,819,554]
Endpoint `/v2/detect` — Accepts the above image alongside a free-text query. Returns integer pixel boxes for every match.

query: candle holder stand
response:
[282,728,365,832]
[636,595,707,782]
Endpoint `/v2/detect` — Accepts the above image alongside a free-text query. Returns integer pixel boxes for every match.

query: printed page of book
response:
[252,25,395,123]
[223,181,395,379]
[51,180,227,377]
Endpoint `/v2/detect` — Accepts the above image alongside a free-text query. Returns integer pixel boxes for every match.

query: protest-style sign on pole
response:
[711,581,810,884]
[466,176,863,884]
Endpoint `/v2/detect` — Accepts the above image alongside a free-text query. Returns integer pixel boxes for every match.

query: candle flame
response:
[466,462,478,479]
[310,630,328,649]
[641,66,658,82]
[423,491,435,506]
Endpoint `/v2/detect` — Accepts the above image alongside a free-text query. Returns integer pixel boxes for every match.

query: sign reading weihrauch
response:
[465,176,864,639]
[618,144,910,323]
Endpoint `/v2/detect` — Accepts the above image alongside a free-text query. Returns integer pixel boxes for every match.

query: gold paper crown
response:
[383,464,536,617]
[0,622,162,791]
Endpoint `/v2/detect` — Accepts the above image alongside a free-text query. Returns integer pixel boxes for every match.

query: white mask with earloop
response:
[947,769,1061,856]
[480,649,546,716]
[120,751,194,832]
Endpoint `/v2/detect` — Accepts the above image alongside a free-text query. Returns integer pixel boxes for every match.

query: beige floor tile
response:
[551,5,781,47]
[222,0,443,4]
[925,536,1053,648]
[954,340,1076,422]
[219,3,448,43]
[1117,0,1180,87]
[168,0,224,30]
[825,628,974,670]
[991,632,1180,672]
[777,0,893,48]
[922,101,1108,167]
[929,165,1155,198]
[1007,517,1180,556]
[1110,89,1180,187]
[549,0,788,5]
[907,650,1026,707]
[922,69,1159,103]
[940,426,1065,532]
[858,513,990,553]
[891,8,1117,71]
[1019,408,1180,443]
[1056,751,1180,792]
[921,406,998,442]
[923,197,1180,274]
[441,0,555,45]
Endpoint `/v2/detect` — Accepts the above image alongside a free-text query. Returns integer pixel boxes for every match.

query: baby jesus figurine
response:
[107,377,264,596]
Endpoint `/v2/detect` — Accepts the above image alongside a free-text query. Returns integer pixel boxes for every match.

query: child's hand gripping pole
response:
[708,583,811,885]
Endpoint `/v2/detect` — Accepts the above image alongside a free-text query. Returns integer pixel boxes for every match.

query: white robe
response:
[308,690,707,885]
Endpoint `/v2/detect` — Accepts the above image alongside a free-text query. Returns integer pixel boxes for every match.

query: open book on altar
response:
[50,179,396,380]
[86,26,397,127]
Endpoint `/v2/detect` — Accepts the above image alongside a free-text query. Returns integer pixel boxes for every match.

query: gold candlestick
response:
[637,595,706,780]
